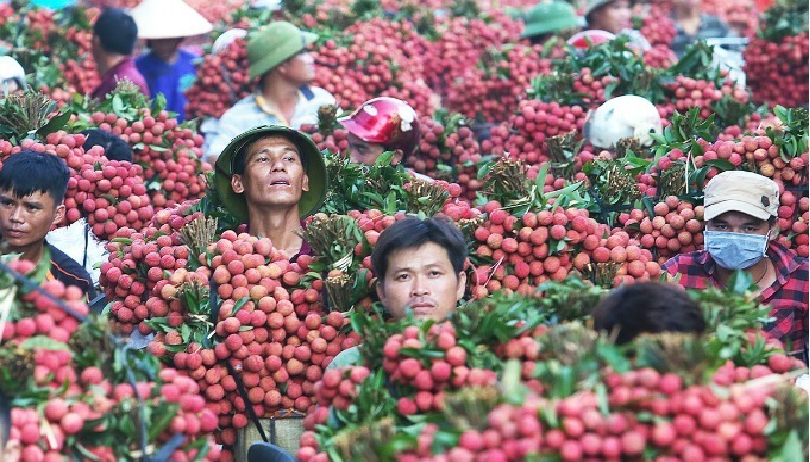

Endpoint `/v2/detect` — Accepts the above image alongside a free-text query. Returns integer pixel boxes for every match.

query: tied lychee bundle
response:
[445,43,554,124]
[693,135,807,185]
[421,14,525,95]
[409,113,484,199]
[379,74,438,119]
[383,323,498,415]
[313,365,371,409]
[102,231,191,335]
[634,7,678,46]
[626,197,705,264]
[71,160,154,240]
[664,76,749,117]
[311,39,368,111]
[773,190,809,257]
[184,37,253,120]
[577,230,662,287]
[744,33,809,108]
[500,100,587,165]
[643,45,678,69]
[472,204,605,297]
[300,105,350,154]
[84,100,211,211]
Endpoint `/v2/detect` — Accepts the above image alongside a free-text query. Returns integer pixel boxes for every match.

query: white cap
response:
[130,0,213,40]
[703,171,780,221]
[212,29,247,55]
[0,56,25,83]
[585,95,662,149]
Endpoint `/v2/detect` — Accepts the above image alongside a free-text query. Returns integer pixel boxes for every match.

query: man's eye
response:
[429,271,442,277]
[396,274,410,281]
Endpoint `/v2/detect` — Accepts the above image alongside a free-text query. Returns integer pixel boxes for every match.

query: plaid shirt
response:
[663,242,809,361]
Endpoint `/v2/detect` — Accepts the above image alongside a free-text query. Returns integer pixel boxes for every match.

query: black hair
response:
[93,8,138,56]
[82,129,133,162]
[371,216,468,282]
[0,391,9,448]
[232,135,309,175]
[0,150,70,204]
[593,281,705,345]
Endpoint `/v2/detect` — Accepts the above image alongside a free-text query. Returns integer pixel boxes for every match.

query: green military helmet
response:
[521,1,583,39]
[214,125,327,223]
[247,21,318,80]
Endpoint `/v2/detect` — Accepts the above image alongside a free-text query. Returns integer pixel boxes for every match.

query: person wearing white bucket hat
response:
[0,56,26,96]
[132,0,212,122]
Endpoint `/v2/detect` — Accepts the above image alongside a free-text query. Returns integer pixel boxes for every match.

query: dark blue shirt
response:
[135,50,197,122]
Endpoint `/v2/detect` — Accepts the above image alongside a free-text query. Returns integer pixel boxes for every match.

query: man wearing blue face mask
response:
[664,171,808,363]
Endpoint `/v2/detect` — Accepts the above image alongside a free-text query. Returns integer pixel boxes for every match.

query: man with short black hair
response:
[664,171,808,361]
[593,281,706,344]
[81,129,134,162]
[91,8,149,100]
[328,216,468,369]
[0,151,95,299]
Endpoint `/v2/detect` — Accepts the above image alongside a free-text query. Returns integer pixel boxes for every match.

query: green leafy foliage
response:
[759,0,810,41]
[766,106,809,159]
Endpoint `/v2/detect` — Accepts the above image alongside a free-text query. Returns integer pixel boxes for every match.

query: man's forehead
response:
[711,211,764,223]
[388,243,453,269]
[246,135,299,154]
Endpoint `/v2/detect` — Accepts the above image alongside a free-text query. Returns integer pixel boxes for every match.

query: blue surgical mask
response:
[704,230,769,270]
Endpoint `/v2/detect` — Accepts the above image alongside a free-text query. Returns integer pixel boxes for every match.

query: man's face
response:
[706,210,771,236]
[377,242,466,322]
[0,189,63,254]
[348,133,402,167]
[231,135,309,210]
[148,39,183,62]
[593,0,631,33]
[281,51,315,84]
[0,80,21,97]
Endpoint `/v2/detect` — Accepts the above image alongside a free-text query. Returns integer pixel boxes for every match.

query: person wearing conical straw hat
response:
[203,22,335,164]
[131,0,212,122]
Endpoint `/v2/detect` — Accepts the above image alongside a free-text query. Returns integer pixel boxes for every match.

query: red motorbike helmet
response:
[338,97,420,154]
[567,30,616,50]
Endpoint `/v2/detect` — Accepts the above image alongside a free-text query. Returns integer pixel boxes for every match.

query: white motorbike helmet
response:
[585,95,662,149]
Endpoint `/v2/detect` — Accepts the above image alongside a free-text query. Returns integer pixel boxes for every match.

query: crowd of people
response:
[0,0,805,459]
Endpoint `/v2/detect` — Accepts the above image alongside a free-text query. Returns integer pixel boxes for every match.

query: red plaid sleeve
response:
[762,248,808,362]
[662,250,714,290]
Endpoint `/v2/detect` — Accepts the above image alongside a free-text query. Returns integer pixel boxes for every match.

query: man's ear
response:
[392,149,404,166]
[231,174,245,194]
[375,280,386,305]
[455,271,467,302]
[52,204,65,228]
[301,173,309,192]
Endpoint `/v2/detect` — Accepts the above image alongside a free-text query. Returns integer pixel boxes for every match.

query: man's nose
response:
[270,158,287,171]
[410,276,429,297]
[9,205,24,223]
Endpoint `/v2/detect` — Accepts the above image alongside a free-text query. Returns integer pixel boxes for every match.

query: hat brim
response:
[337,117,389,144]
[249,31,318,80]
[703,199,772,221]
[520,18,581,38]
[215,125,327,224]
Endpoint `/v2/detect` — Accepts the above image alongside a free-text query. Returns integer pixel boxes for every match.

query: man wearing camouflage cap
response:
[664,171,808,363]
[204,22,335,164]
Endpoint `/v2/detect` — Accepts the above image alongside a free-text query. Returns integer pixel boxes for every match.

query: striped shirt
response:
[202,86,335,160]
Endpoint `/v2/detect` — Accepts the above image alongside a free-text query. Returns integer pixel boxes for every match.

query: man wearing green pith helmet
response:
[214,125,327,260]
[203,22,336,164]
[520,0,584,45]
